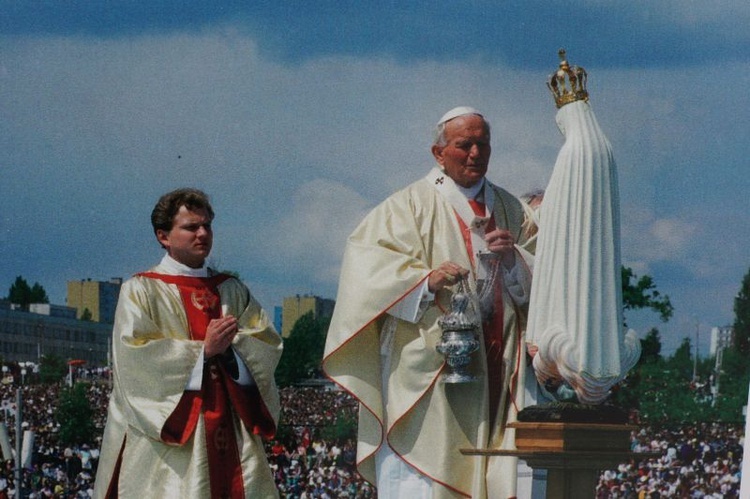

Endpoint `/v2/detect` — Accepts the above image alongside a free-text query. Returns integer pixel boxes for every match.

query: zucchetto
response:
[437,106,483,125]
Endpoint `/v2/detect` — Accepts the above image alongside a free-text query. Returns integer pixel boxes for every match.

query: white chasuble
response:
[323,173,531,499]
[94,264,282,499]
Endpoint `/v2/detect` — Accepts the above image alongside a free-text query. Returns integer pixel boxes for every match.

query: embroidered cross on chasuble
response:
[137,272,272,499]
[456,200,507,428]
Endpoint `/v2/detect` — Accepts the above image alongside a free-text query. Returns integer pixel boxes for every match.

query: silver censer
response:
[436,290,480,383]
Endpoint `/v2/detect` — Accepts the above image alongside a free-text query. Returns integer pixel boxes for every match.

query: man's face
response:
[431,114,491,188]
[156,206,213,268]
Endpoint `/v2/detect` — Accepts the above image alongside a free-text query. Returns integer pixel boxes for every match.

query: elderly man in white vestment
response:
[323,108,533,498]
[94,188,282,499]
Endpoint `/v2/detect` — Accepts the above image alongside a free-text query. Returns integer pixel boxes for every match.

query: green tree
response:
[631,361,662,420]
[275,312,329,387]
[612,269,672,409]
[30,282,49,303]
[39,354,68,385]
[319,409,357,442]
[6,276,49,311]
[631,346,711,423]
[617,336,750,424]
[80,308,93,321]
[666,337,694,380]
[733,267,750,357]
[621,266,673,325]
[56,382,96,446]
[713,347,750,420]
[639,328,662,365]
[612,329,665,412]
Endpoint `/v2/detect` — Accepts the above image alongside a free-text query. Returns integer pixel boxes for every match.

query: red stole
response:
[457,201,506,428]
[138,272,244,499]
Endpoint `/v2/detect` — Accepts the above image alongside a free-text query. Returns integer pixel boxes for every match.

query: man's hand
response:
[204,315,239,358]
[428,262,470,292]
[484,228,516,267]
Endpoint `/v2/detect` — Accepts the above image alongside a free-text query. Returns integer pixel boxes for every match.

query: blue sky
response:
[1,2,749,356]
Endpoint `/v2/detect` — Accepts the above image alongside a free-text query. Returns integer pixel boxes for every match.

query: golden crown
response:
[547,49,588,109]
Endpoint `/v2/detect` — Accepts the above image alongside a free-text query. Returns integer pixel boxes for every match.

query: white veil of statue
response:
[526,54,640,404]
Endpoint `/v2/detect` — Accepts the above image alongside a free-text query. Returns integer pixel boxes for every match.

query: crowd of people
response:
[0,372,109,498]
[0,370,745,497]
[0,373,376,498]
[269,387,374,498]
[597,422,744,498]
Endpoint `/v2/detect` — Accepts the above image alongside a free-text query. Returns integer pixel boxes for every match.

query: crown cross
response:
[547,49,589,109]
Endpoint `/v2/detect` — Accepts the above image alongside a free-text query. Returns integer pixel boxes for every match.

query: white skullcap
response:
[437,106,483,125]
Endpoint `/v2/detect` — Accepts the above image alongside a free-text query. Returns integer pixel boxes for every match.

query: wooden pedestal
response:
[463,421,655,499]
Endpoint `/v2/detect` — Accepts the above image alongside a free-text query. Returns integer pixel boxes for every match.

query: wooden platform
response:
[513,421,634,453]
[461,421,658,498]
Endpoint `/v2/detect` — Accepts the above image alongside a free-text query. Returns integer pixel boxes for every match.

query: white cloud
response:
[261,179,371,283]
[649,218,696,255]
[622,206,698,265]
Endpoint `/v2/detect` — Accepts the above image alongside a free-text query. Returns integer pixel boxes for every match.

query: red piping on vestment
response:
[384,369,472,498]
[322,273,431,362]
[321,273,438,486]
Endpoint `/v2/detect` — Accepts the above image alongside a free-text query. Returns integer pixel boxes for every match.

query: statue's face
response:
[432,114,491,188]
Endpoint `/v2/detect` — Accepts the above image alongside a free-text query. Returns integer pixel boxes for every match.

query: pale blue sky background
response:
[2,2,749,355]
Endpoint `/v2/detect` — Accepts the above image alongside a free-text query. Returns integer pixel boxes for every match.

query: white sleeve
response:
[185,347,256,390]
[387,279,434,323]
[185,349,205,391]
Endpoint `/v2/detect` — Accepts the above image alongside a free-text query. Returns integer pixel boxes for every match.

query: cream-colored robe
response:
[94,265,282,499]
[323,174,531,498]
